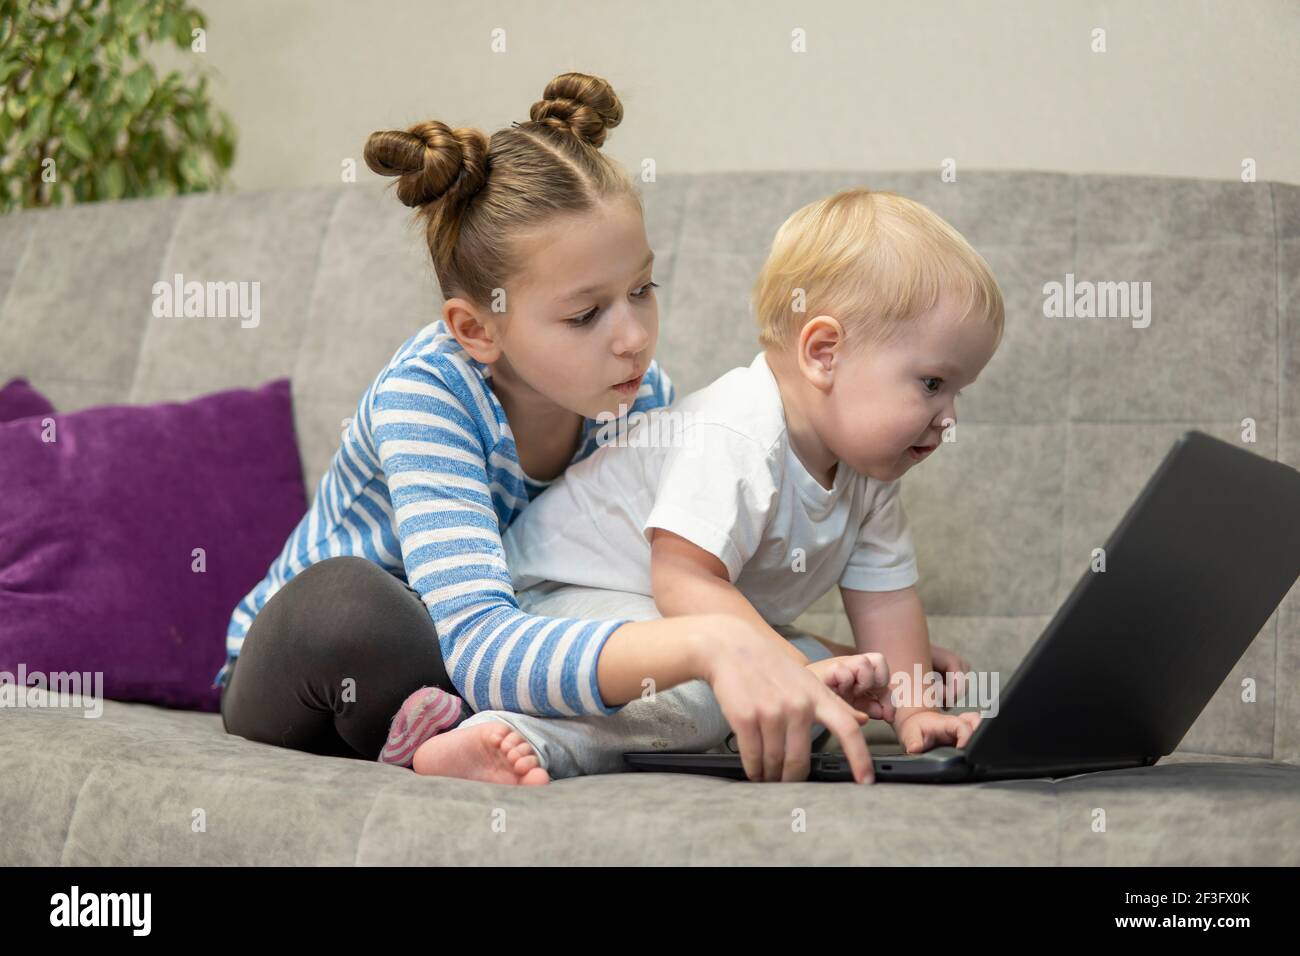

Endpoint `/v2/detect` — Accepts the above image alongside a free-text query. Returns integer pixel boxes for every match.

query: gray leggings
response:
[460,582,835,779]
[220,556,457,760]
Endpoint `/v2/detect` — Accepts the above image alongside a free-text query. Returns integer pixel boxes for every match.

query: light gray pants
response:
[459,582,836,780]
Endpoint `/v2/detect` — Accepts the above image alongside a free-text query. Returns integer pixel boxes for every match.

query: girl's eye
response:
[565,281,658,328]
[566,307,598,328]
[922,377,943,394]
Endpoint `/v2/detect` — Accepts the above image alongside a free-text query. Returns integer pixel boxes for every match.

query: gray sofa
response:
[2,170,1297,866]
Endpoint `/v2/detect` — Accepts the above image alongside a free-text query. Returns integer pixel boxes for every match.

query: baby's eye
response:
[922,377,943,394]
[632,280,659,298]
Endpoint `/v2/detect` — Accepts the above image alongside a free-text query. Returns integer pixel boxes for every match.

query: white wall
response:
[152,0,1300,190]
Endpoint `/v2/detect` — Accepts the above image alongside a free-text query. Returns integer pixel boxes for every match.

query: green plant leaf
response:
[123,64,152,110]
[27,98,52,142]
[178,149,202,184]
[183,106,208,139]
[83,17,106,49]
[89,79,114,113]
[213,123,235,167]
[105,158,127,198]
[63,125,93,160]
[41,56,76,97]
[110,101,132,136]
[54,99,79,130]
[123,4,150,37]
[173,11,197,48]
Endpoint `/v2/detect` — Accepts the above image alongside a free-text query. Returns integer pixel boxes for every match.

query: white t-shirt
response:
[503,350,919,625]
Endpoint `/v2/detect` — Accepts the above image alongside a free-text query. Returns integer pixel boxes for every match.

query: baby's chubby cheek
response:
[852,416,910,454]
[835,434,900,480]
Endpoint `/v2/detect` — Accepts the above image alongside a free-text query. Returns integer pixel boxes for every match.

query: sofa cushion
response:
[0,378,307,712]
[0,377,55,423]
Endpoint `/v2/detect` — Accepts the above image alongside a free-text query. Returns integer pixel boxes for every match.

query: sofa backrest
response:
[1,170,1296,763]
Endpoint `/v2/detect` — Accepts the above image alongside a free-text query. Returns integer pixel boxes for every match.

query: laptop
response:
[623,430,1300,783]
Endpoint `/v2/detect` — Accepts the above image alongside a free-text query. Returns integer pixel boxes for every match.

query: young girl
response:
[216,72,883,785]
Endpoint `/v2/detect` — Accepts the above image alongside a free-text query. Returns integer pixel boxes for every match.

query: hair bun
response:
[527,72,623,148]
[363,121,489,209]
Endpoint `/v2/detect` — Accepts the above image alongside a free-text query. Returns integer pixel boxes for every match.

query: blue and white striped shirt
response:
[215,319,675,717]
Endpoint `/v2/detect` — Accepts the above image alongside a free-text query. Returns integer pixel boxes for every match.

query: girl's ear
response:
[444,298,503,364]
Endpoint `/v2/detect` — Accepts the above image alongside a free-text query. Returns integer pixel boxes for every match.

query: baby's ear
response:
[798,316,845,382]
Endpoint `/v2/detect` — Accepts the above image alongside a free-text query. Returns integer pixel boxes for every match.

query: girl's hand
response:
[696,619,878,784]
[806,653,897,725]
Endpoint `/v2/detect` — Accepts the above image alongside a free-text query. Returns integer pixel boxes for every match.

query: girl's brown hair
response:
[364,72,641,309]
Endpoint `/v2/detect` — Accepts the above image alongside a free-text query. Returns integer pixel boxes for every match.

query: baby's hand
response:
[895,709,982,754]
[930,643,974,709]
[806,653,896,724]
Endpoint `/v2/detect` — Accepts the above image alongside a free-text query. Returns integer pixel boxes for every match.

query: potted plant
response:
[0,0,236,212]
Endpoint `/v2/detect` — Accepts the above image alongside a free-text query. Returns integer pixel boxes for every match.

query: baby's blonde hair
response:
[752,187,1005,353]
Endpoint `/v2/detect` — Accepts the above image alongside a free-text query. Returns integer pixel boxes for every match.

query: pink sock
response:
[378,686,467,767]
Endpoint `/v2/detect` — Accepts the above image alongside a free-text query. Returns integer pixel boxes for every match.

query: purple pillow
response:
[0,377,57,423]
[0,378,307,712]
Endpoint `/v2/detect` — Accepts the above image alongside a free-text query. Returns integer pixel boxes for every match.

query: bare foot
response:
[411,720,550,785]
